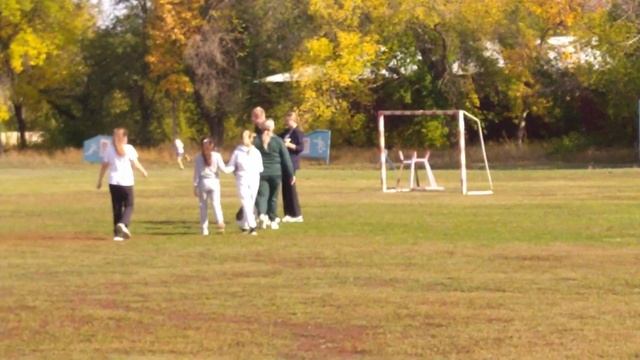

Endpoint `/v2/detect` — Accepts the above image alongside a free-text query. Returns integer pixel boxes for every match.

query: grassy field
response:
[1,162,640,358]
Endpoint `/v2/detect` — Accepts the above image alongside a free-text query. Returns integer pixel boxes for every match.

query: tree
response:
[183,0,242,145]
[0,0,94,149]
[146,0,202,139]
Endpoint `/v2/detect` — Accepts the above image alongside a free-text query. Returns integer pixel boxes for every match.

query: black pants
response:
[109,185,134,235]
[282,174,301,217]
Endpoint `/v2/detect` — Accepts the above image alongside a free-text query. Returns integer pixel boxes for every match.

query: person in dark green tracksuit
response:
[254,119,295,230]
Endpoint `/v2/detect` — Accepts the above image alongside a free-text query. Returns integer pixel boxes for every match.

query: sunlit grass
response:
[1,163,640,358]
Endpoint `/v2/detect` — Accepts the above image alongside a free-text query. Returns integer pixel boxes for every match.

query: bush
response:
[549,132,591,155]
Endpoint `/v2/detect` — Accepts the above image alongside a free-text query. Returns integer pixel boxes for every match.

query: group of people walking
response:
[96,107,304,241]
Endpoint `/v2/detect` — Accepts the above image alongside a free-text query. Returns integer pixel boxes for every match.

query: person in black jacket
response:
[279,111,304,223]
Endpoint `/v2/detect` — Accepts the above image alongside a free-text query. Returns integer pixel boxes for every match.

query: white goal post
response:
[378,110,494,195]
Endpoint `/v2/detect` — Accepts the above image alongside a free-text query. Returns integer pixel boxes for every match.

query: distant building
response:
[0,132,44,147]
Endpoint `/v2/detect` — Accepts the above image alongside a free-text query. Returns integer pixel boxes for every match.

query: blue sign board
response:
[83,135,112,163]
[301,130,331,164]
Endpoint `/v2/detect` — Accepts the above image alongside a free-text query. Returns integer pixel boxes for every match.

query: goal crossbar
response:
[378,110,494,195]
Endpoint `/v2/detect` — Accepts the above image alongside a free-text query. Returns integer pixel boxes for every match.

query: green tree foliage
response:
[4,0,640,151]
[0,0,94,148]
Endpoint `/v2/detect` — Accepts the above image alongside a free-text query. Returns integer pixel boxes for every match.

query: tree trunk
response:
[134,0,154,145]
[136,87,153,145]
[0,130,4,155]
[206,106,225,147]
[171,98,179,139]
[517,110,528,147]
[13,102,26,149]
[193,91,225,146]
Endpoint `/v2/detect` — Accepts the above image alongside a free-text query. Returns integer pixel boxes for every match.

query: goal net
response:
[378,110,494,195]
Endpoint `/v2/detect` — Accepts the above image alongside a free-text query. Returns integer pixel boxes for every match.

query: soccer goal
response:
[378,110,494,196]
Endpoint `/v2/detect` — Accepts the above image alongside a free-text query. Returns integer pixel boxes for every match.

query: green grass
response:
[1,164,640,358]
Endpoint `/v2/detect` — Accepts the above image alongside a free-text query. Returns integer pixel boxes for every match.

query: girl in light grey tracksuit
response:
[193,137,231,235]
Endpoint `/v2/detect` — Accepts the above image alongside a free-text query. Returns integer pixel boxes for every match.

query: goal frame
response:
[378,110,494,195]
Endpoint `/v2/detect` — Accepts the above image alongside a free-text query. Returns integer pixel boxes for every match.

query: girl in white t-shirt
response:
[97,128,148,241]
[174,138,191,170]
[193,137,231,235]
[226,130,263,235]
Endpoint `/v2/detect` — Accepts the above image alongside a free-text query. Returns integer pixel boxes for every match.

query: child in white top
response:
[97,127,148,241]
[193,137,231,235]
[226,130,264,235]
[174,138,191,170]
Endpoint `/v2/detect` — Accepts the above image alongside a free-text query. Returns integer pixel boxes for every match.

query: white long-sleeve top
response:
[226,145,263,181]
[193,151,231,187]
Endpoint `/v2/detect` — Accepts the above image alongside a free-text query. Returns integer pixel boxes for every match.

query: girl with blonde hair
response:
[97,128,148,241]
[226,130,263,235]
[254,119,295,229]
[279,111,304,222]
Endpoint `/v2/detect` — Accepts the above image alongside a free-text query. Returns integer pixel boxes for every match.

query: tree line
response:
[1,0,640,152]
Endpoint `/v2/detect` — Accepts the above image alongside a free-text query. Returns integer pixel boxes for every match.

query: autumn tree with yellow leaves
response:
[0,0,94,150]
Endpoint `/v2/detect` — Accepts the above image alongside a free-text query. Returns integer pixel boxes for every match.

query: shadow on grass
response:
[141,220,198,226]
[145,231,195,236]
[139,220,199,236]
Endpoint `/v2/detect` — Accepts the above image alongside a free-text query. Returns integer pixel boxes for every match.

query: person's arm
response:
[96,162,109,189]
[286,129,305,155]
[132,159,148,178]
[225,150,237,174]
[279,139,295,184]
[128,145,148,178]
[193,156,201,197]
[254,149,264,174]
[216,152,233,174]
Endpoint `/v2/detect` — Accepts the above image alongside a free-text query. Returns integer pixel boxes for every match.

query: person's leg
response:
[289,182,302,218]
[109,185,123,235]
[235,207,244,222]
[121,186,135,227]
[199,188,210,232]
[282,174,293,216]
[239,181,257,229]
[177,155,184,170]
[211,182,224,231]
[256,177,270,216]
[290,169,302,217]
[234,180,246,229]
[267,175,281,221]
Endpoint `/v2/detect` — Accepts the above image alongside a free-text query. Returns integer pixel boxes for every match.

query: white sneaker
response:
[274,217,281,224]
[113,236,125,242]
[116,223,131,239]
[202,228,209,236]
[270,221,280,230]
[258,214,270,229]
[282,216,293,223]
[290,216,304,223]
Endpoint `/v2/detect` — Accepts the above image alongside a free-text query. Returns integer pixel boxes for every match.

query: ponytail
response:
[201,137,213,166]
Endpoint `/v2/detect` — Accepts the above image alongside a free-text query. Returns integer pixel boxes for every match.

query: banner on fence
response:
[301,130,331,164]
